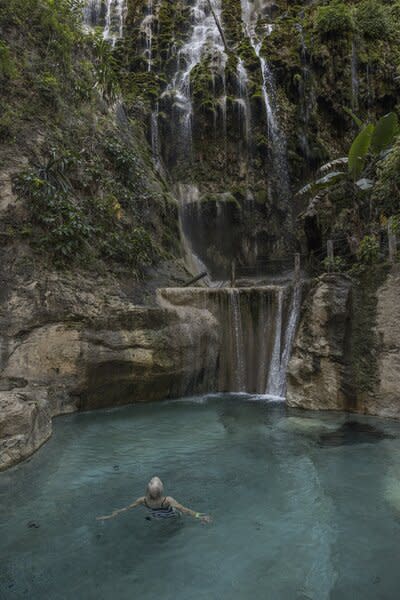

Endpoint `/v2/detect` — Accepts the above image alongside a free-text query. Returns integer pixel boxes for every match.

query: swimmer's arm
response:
[166,497,211,523]
[97,496,145,520]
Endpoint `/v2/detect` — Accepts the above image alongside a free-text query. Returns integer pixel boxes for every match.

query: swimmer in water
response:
[97,476,211,523]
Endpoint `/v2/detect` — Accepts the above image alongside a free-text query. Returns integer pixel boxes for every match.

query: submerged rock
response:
[318,421,394,447]
[279,416,337,435]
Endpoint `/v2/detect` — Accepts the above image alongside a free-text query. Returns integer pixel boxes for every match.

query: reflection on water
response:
[1,396,400,599]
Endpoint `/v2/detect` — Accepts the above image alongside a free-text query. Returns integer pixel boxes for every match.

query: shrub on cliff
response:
[356,0,392,40]
[315,2,353,37]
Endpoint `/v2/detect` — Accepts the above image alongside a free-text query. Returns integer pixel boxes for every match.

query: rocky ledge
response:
[0,270,219,471]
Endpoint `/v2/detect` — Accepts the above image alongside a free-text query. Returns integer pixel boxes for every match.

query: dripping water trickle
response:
[266,288,284,398]
[151,102,162,172]
[229,289,246,392]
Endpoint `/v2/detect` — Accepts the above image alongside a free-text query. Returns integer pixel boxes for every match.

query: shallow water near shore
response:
[1,395,400,599]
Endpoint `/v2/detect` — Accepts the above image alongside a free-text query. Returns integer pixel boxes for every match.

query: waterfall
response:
[175,184,211,284]
[141,0,154,71]
[279,283,302,394]
[159,284,302,396]
[219,90,228,161]
[83,0,103,28]
[151,102,162,171]
[266,287,283,398]
[237,59,251,148]
[83,0,126,44]
[266,283,302,398]
[240,2,291,210]
[255,40,290,207]
[163,0,227,159]
[104,0,126,44]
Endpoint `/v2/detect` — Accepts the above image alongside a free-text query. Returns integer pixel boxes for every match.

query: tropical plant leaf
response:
[343,106,363,128]
[370,112,399,154]
[319,157,348,174]
[348,123,374,178]
[297,171,346,196]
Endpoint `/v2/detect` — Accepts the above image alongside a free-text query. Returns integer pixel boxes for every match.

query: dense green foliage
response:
[315,2,354,37]
[0,0,179,274]
[356,0,392,39]
[1,0,400,276]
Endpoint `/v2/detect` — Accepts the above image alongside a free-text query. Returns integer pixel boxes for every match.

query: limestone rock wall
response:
[0,271,219,471]
[373,269,400,418]
[287,274,353,411]
[287,268,400,418]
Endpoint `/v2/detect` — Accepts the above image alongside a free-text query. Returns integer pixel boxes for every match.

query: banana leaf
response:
[297,171,346,197]
[348,124,374,178]
[370,112,399,154]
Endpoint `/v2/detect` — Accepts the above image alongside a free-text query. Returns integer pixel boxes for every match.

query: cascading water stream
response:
[240,2,291,212]
[236,59,251,150]
[159,284,302,396]
[278,282,302,396]
[175,184,211,285]
[229,289,246,392]
[266,283,302,398]
[83,0,103,29]
[83,0,126,44]
[162,0,227,159]
[266,287,283,398]
[151,102,162,172]
[141,0,154,72]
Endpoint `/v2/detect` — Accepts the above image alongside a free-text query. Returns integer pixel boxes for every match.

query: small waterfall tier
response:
[158,284,302,397]
[83,0,127,44]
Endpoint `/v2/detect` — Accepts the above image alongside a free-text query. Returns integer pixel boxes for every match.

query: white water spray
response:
[83,0,127,45]
[162,0,227,157]
[240,1,290,207]
[266,284,301,398]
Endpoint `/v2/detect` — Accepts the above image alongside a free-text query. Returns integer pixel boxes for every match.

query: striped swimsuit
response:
[144,497,177,519]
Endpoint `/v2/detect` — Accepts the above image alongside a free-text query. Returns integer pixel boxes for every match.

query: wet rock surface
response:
[0,264,219,470]
[288,268,400,418]
[287,273,353,411]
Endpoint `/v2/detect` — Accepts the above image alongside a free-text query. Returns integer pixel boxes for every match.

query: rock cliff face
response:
[287,268,400,418]
[287,274,353,411]
[373,268,400,417]
[0,266,219,471]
